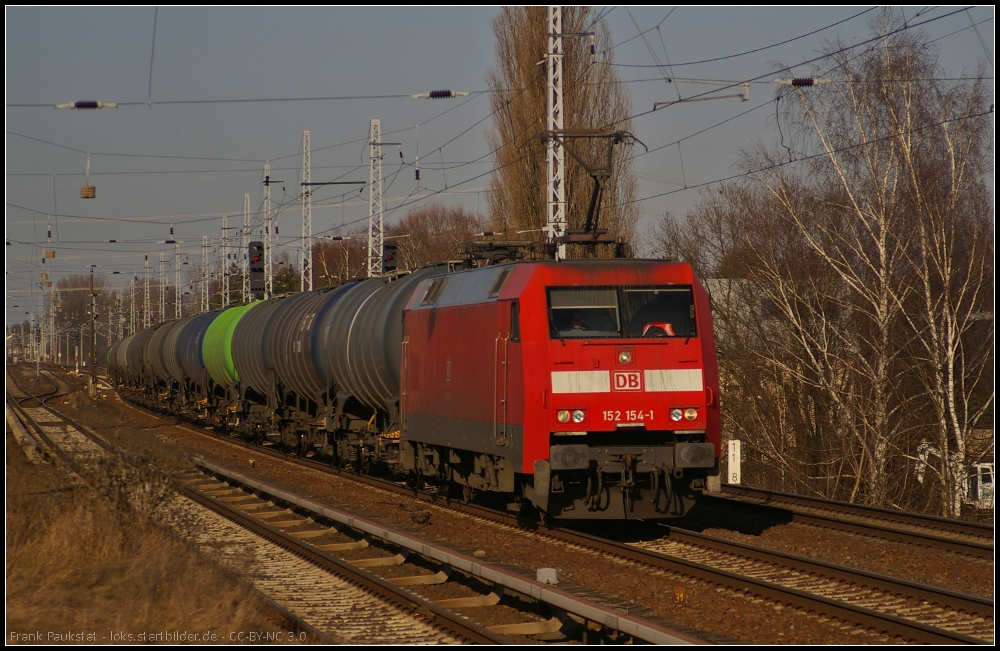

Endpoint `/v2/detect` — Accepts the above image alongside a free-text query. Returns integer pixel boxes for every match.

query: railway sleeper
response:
[224,491,601,642]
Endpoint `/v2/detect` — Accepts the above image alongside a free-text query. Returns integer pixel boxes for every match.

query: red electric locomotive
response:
[400,259,720,519]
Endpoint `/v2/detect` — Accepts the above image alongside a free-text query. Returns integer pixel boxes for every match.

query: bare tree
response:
[311,204,486,286]
[655,10,993,516]
[387,203,485,269]
[486,7,639,253]
[313,235,366,288]
[771,11,994,515]
[657,186,870,499]
[884,62,994,517]
[53,274,117,365]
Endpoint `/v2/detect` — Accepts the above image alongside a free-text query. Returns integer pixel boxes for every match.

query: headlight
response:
[557,410,571,423]
[670,408,683,421]
[684,408,699,421]
[618,350,632,364]
[572,409,586,423]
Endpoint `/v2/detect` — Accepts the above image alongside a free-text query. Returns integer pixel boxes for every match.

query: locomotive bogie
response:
[527,462,702,519]
[403,441,516,493]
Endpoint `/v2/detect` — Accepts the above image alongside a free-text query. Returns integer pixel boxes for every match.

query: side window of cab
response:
[510,301,520,342]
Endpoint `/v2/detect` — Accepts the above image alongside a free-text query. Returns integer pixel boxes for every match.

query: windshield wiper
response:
[549,314,566,346]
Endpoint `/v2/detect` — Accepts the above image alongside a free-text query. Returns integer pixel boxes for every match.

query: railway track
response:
[5,371,493,644]
[621,529,993,643]
[181,461,704,645]
[702,484,994,559]
[165,478,491,644]
[107,390,993,645]
[8,368,701,645]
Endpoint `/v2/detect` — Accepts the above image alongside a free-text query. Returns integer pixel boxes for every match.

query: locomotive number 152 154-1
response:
[603,410,652,422]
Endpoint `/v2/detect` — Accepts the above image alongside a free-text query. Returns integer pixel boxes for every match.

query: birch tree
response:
[889,64,994,517]
[656,9,993,514]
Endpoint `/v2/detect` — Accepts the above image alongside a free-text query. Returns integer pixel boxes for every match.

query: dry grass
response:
[5,433,286,643]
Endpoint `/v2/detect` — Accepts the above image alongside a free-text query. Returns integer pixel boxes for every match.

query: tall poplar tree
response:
[486,7,639,254]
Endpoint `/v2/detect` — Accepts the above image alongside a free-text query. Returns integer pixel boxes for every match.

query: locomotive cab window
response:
[622,286,696,339]
[547,285,696,339]
[548,288,621,338]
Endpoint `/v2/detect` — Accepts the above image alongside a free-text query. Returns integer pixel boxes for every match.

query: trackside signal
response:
[382,240,398,274]
[248,241,265,300]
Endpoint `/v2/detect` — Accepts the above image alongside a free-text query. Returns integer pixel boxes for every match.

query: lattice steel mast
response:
[159,253,165,322]
[222,215,230,308]
[242,193,250,303]
[200,236,209,313]
[174,242,182,319]
[143,254,151,328]
[367,119,383,277]
[129,277,136,334]
[301,131,312,291]
[263,161,273,299]
[546,6,567,260]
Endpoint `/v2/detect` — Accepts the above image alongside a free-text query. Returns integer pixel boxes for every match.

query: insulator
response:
[275,226,279,235]
[415,170,420,181]
[428,89,453,99]
[75,101,100,109]
[170,226,174,235]
[791,78,816,87]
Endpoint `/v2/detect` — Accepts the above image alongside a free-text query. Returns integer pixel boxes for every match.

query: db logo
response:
[612,371,642,392]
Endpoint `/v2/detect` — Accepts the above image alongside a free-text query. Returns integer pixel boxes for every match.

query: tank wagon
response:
[108,260,721,519]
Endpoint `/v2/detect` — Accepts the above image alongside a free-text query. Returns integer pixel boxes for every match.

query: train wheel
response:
[537,507,555,526]
[518,500,541,524]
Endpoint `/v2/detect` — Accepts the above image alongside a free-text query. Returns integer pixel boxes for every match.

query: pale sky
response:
[5,6,994,324]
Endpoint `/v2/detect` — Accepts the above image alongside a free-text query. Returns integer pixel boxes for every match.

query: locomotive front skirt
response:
[108,259,721,520]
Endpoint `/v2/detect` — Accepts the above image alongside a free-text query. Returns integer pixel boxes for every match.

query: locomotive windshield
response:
[548,286,696,339]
